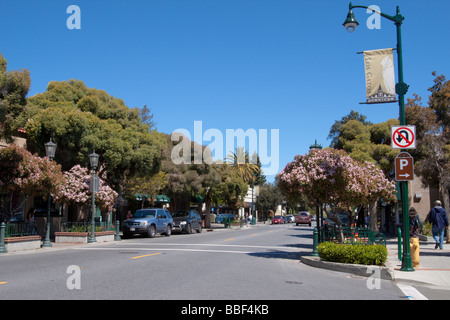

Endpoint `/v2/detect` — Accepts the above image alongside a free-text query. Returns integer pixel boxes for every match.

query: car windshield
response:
[133,210,156,218]
[172,211,189,218]
[274,216,282,219]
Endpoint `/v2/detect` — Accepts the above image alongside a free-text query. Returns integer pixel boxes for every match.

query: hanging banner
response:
[363,48,396,104]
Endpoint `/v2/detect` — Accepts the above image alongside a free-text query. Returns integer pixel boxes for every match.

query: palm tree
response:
[225,147,260,183]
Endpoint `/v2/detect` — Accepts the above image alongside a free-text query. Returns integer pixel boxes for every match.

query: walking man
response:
[426,200,449,250]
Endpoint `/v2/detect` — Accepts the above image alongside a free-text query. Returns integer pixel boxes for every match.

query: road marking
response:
[131,253,162,260]
[104,242,300,251]
[0,282,7,285]
[224,238,235,241]
[397,284,428,300]
[251,234,258,236]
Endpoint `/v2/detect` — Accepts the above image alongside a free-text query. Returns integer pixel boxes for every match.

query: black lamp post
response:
[42,139,57,248]
[88,151,99,243]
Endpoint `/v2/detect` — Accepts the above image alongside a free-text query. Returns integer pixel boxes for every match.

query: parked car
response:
[296,211,312,226]
[285,215,295,223]
[272,215,284,224]
[172,209,202,234]
[215,213,235,224]
[122,208,173,238]
[324,213,350,227]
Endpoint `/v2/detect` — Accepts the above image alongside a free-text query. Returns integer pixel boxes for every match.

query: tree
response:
[225,147,260,183]
[23,79,165,188]
[0,145,65,222]
[0,53,31,141]
[405,72,450,212]
[53,165,118,218]
[327,110,372,149]
[256,183,282,221]
[277,148,396,230]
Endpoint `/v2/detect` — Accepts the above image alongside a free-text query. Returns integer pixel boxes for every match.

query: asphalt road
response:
[0,223,407,302]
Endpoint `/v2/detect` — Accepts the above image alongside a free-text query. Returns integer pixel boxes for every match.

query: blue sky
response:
[1,0,449,182]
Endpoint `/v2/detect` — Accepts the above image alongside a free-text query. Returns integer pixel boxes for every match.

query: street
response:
[0,223,410,302]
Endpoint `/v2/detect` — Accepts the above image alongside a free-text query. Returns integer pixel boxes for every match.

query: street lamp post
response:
[42,139,57,248]
[343,3,414,271]
[88,151,99,243]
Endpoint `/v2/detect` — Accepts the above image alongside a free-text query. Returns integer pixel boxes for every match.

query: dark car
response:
[296,211,312,226]
[122,208,173,238]
[172,209,202,234]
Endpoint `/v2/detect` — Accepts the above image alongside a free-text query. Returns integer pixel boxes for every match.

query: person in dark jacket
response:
[425,200,449,250]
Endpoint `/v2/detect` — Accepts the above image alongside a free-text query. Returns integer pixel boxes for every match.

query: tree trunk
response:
[369,201,378,231]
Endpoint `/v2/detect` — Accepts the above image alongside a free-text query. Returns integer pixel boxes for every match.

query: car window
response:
[173,211,189,218]
[134,210,156,218]
[157,210,166,219]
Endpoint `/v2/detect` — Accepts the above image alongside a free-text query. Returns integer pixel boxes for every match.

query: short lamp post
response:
[88,151,99,243]
[42,139,57,248]
[343,3,413,271]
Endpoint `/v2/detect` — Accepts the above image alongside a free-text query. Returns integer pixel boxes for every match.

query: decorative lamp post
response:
[309,140,323,241]
[88,151,99,243]
[343,3,413,271]
[42,139,57,247]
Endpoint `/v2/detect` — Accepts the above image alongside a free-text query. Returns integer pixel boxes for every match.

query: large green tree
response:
[0,53,31,140]
[405,72,450,211]
[23,80,165,188]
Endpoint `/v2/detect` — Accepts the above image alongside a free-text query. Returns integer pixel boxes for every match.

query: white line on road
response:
[396,283,428,300]
[73,247,253,254]
[115,242,301,251]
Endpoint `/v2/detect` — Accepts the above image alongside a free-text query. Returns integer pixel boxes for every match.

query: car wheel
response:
[148,225,156,238]
[165,225,171,237]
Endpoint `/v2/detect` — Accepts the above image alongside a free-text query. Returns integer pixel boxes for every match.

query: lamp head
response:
[343,9,359,33]
[89,151,99,170]
[45,138,57,160]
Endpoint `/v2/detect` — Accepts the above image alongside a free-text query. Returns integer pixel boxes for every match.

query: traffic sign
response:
[395,152,414,181]
[391,125,416,149]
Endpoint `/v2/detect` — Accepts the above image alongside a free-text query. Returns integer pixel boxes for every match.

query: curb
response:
[300,255,394,280]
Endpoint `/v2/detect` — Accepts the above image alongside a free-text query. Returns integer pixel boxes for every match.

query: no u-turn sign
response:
[391,125,416,149]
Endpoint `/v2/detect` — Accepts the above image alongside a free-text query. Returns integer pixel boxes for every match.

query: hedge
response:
[317,242,388,266]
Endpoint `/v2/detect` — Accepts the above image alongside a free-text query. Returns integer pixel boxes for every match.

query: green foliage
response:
[317,242,388,266]
[0,52,31,140]
[24,79,165,188]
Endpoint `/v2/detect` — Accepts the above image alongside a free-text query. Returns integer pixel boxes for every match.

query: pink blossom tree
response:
[0,145,65,222]
[53,165,118,219]
[277,148,396,229]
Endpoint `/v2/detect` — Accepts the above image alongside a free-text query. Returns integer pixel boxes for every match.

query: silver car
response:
[122,208,173,238]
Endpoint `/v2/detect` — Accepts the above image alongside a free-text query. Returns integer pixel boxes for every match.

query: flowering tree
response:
[0,145,65,222]
[53,165,118,215]
[277,148,396,229]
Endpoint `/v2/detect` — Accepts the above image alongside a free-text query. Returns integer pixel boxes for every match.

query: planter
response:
[5,235,41,252]
[55,231,115,243]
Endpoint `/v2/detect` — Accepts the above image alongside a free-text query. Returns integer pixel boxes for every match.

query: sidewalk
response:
[385,238,450,288]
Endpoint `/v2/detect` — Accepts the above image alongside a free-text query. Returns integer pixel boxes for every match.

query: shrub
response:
[317,242,387,266]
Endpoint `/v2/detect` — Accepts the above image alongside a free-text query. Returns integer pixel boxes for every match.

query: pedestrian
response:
[425,200,449,250]
[409,207,423,268]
